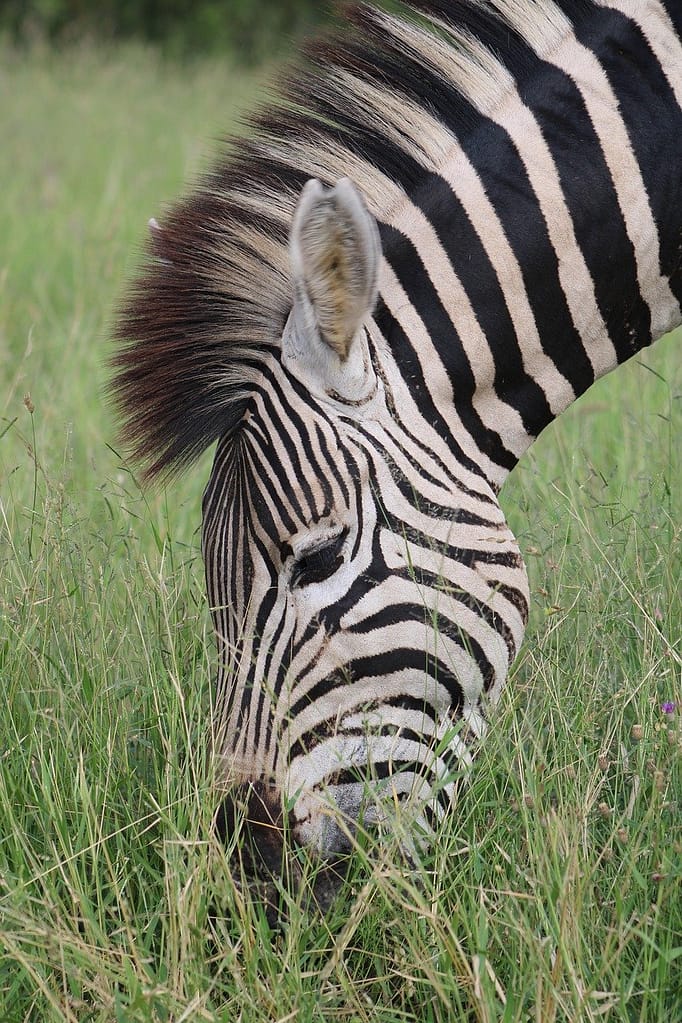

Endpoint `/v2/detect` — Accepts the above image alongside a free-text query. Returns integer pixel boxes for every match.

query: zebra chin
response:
[213,779,352,924]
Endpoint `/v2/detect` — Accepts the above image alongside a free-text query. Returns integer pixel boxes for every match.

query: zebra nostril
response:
[215,779,287,877]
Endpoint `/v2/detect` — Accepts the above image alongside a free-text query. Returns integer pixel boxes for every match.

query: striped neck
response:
[374,0,682,490]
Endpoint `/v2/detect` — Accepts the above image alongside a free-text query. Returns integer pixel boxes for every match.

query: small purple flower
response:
[661,701,676,715]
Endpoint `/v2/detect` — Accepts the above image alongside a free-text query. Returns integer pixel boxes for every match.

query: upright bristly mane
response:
[112,0,580,480]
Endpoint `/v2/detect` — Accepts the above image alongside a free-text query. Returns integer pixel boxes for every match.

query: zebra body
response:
[114,0,682,878]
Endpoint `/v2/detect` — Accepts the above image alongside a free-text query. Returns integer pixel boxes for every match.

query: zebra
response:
[112,0,682,905]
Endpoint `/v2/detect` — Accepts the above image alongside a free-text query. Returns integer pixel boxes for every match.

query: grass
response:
[1,40,681,1023]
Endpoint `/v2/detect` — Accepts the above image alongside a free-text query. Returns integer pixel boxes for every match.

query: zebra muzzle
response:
[214,780,349,923]
[215,779,287,877]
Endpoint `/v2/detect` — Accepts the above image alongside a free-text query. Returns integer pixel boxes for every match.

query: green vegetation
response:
[0,0,323,61]
[1,42,680,1023]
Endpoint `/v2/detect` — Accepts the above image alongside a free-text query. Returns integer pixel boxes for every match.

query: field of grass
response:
[1,41,680,1023]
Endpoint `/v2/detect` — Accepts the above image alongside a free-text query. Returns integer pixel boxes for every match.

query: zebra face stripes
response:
[204,390,529,856]
[112,0,682,897]
[201,179,529,857]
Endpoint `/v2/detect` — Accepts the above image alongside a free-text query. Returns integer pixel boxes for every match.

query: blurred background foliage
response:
[0,0,329,61]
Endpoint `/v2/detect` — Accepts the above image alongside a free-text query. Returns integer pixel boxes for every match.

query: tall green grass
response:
[1,43,680,1023]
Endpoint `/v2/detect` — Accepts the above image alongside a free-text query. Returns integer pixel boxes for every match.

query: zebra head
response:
[114,0,681,915]
[202,177,529,891]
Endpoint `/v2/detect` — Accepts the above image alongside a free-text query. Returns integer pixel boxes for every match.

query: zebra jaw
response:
[283,177,381,407]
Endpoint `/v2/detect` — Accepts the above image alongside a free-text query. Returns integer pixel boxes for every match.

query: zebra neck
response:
[374,0,682,491]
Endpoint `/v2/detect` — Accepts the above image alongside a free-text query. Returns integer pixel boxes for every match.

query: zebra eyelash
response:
[290,528,350,589]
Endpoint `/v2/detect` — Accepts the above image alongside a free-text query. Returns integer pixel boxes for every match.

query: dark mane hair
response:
[112,0,584,480]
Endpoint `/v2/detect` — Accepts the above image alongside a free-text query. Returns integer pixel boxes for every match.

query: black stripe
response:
[411,172,554,438]
[242,441,298,540]
[314,421,351,507]
[288,647,465,722]
[346,567,516,662]
[364,335,496,505]
[660,0,682,36]
[374,298,495,482]
[570,5,682,311]
[380,222,518,470]
[248,376,321,521]
[458,119,597,402]
[349,418,498,509]
[329,16,598,407]
[352,421,500,525]
[518,34,651,362]
[326,759,430,787]
[310,753,466,810]
[340,599,495,689]
[378,514,524,572]
[290,723,427,764]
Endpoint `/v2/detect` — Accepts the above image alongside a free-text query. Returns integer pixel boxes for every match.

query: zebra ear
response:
[285,178,381,394]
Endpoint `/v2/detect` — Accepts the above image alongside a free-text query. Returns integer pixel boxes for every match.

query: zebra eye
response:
[290,529,348,589]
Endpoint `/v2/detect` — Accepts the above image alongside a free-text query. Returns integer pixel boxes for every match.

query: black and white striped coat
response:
[114,0,682,882]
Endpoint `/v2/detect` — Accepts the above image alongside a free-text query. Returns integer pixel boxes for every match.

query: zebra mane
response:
[112,0,582,480]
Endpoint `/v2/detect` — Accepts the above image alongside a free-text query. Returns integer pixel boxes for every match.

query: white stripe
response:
[437,149,576,418]
[365,319,505,498]
[463,101,615,379]
[597,0,682,108]
[328,64,577,420]
[356,421,505,521]
[283,673,456,751]
[287,732,459,794]
[393,206,533,459]
[501,2,681,343]
[361,445,518,550]
[381,262,516,488]
[384,12,617,378]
